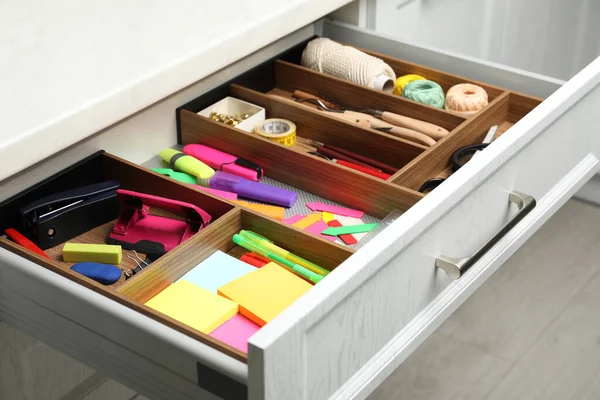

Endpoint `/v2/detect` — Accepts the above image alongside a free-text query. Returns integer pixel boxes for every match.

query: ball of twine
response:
[402,80,445,109]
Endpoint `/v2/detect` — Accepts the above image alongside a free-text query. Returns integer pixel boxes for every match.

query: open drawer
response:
[1,18,600,400]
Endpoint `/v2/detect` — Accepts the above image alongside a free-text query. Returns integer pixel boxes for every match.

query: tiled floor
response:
[368,199,600,400]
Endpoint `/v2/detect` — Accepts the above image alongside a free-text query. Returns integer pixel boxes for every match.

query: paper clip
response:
[124,250,149,279]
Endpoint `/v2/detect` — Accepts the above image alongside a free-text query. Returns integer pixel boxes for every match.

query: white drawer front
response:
[248,22,600,400]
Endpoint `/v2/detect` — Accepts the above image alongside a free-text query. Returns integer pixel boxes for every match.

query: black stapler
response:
[20,181,121,249]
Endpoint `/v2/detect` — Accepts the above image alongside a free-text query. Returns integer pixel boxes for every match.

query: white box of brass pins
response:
[198,97,265,133]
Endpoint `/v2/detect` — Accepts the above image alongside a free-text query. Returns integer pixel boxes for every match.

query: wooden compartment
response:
[0,151,354,362]
[268,37,544,193]
[180,69,432,176]
[267,59,464,132]
[390,92,542,190]
[0,152,235,288]
[178,107,424,219]
[116,207,353,361]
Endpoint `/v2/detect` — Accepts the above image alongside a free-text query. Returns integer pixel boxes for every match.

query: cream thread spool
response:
[301,38,396,93]
[445,84,489,116]
[254,119,296,146]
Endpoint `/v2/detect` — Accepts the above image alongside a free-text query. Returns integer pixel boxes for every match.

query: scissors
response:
[418,125,498,193]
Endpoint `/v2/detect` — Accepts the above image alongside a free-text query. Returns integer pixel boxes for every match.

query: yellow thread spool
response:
[394,74,426,95]
[254,119,296,146]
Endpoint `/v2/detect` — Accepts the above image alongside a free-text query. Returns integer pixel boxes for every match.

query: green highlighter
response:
[152,168,197,184]
[232,234,323,284]
[239,230,329,277]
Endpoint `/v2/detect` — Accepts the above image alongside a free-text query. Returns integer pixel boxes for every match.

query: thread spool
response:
[402,80,445,109]
[254,119,296,146]
[394,74,426,95]
[445,84,489,116]
[301,38,396,93]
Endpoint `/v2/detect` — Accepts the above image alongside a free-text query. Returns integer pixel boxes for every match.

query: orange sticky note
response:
[146,280,238,334]
[293,213,322,229]
[233,201,285,220]
[217,262,312,326]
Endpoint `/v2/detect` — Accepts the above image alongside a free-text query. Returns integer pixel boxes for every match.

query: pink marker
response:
[184,144,263,181]
[305,202,365,218]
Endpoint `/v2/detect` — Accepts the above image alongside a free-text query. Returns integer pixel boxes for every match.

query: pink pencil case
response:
[183,144,263,181]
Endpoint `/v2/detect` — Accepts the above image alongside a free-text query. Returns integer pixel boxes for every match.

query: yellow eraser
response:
[233,200,285,220]
[62,243,122,264]
[146,280,238,334]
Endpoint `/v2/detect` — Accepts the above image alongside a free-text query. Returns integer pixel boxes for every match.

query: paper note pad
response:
[210,314,260,353]
[145,280,238,334]
[218,262,312,326]
[178,251,255,293]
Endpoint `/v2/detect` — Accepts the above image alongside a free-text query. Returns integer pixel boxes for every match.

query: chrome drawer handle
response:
[435,191,536,280]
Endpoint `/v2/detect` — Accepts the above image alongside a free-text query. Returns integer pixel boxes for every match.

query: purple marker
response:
[209,171,297,207]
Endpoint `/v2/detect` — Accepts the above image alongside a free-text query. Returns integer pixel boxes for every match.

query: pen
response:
[322,144,397,174]
[4,228,51,259]
[335,160,392,179]
[239,230,329,276]
[232,234,323,284]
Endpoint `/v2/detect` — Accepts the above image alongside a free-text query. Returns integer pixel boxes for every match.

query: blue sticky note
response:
[178,251,255,293]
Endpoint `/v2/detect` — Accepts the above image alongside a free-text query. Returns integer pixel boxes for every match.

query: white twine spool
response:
[301,38,396,93]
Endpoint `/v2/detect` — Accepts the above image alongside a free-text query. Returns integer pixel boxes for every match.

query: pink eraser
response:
[283,214,305,225]
[305,202,364,218]
[305,220,337,241]
[210,314,260,353]
[184,144,263,181]
[195,185,238,200]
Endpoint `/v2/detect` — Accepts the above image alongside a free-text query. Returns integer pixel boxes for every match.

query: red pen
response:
[336,159,392,180]
[4,228,51,259]
[317,147,376,169]
[322,144,398,174]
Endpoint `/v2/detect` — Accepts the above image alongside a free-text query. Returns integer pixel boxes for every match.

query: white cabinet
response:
[370,0,600,80]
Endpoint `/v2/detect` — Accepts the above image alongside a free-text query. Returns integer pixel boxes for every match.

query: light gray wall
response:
[335,0,600,80]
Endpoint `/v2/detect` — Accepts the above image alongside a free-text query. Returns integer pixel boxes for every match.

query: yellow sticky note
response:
[321,212,335,223]
[293,213,322,229]
[146,280,238,334]
[218,262,312,326]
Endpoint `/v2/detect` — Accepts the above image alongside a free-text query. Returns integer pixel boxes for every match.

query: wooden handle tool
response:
[376,111,449,140]
[292,90,341,110]
[344,111,436,147]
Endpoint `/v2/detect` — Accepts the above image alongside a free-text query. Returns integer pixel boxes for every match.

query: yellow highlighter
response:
[159,148,215,187]
[239,230,329,276]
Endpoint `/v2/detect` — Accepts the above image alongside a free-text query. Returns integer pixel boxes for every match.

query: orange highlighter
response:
[4,228,51,259]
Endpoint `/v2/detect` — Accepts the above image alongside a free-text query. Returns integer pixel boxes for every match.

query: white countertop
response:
[0,0,350,182]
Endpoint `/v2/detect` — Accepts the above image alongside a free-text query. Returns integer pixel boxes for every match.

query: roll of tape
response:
[254,119,296,146]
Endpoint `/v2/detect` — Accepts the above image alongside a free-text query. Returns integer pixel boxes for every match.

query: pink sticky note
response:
[305,202,364,218]
[305,220,337,241]
[283,214,305,225]
[210,314,260,353]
